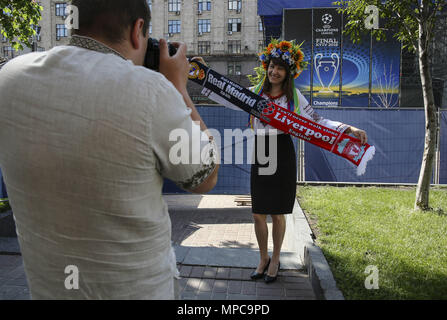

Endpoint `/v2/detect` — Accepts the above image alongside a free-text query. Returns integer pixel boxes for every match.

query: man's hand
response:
[159,39,189,92]
[348,126,368,145]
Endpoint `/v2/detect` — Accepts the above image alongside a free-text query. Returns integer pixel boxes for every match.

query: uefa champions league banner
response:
[283,9,313,103]
[371,31,401,108]
[282,7,401,108]
[312,8,342,107]
[341,33,371,107]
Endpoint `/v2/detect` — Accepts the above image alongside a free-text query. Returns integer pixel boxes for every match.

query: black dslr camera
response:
[144,38,178,71]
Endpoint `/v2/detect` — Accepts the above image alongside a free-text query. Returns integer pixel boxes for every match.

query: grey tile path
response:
[0,254,30,300]
[0,195,316,300]
[167,195,315,300]
[176,264,315,300]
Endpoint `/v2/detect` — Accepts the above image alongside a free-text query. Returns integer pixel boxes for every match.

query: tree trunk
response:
[414,22,438,211]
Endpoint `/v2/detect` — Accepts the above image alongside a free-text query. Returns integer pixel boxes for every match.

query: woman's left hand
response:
[348,126,368,145]
[190,56,207,66]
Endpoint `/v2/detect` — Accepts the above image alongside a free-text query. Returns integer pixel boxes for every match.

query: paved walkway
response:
[0,195,316,300]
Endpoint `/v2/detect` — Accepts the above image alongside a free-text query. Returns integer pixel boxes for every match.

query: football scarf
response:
[188,61,375,176]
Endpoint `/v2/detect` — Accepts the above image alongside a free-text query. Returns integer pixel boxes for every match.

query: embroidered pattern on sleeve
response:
[0,57,7,70]
[303,103,349,133]
[176,139,218,190]
[336,123,350,132]
[303,104,323,122]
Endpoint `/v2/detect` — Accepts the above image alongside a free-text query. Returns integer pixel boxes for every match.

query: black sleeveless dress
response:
[250,133,296,215]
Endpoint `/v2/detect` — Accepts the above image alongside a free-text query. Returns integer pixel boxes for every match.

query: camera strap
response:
[188,60,375,176]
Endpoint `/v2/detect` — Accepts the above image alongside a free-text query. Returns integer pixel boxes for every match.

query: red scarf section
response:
[255,100,375,175]
[188,61,375,176]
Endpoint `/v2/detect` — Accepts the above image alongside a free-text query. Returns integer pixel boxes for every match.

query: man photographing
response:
[0,0,218,299]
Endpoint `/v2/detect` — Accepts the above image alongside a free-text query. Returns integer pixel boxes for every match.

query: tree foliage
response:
[333,0,446,211]
[333,0,445,53]
[0,0,42,51]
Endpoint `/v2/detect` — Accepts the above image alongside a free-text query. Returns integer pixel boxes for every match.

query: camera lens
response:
[144,38,178,71]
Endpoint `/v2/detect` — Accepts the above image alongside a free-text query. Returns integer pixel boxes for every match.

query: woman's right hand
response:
[347,126,368,145]
[159,39,189,93]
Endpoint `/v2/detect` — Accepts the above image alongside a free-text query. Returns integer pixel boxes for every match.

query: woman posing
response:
[249,39,367,283]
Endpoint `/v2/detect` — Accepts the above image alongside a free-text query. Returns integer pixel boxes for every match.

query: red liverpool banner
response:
[188,61,375,175]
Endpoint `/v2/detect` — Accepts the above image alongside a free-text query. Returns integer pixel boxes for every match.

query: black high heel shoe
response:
[250,258,271,280]
[264,262,280,284]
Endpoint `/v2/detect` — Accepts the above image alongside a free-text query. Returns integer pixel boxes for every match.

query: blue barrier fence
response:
[305,108,426,183]
[1,107,445,196]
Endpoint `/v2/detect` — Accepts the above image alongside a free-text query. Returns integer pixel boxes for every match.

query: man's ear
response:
[130,18,146,50]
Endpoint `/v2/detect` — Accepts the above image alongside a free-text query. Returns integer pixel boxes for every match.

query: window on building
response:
[228,18,241,32]
[198,19,211,33]
[228,0,241,11]
[149,22,152,34]
[168,20,181,34]
[147,0,152,10]
[228,40,241,54]
[198,0,211,12]
[56,24,68,39]
[2,46,14,59]
[235,65,241,75]
[227,62,242,75]
[168,0,181,12]
[1,35,8,43]
[198,41,211,55]
[55,3,67,17]
[258,19,263,32]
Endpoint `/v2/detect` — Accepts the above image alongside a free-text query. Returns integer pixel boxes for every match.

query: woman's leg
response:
[253,213,270,272]
[267,214,286,276]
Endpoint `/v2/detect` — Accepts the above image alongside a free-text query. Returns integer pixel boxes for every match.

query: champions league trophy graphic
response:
[314,52,340,93]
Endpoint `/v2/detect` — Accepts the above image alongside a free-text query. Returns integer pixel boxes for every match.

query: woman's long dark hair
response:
[263,57,294,102]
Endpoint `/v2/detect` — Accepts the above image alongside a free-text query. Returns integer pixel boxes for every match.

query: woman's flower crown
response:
[258,39,308,79]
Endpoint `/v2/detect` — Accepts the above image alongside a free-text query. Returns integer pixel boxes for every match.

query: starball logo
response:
[322,13,333,26]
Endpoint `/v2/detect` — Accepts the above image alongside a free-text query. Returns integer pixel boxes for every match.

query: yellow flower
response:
[294,50,304,63]
[279,41,292,52]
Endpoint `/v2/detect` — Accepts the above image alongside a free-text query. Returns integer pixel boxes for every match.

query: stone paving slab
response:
[169,206,298,260]
[0,255,30,300]
[177,265,315,300]
[174,246,301,270]
[0,237,20,254]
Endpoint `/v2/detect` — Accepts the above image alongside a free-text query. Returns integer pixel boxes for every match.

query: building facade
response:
[148,0,264,102]
[1,0,265,103]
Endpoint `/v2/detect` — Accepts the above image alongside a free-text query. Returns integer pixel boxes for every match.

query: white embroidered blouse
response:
[251,87,349,135]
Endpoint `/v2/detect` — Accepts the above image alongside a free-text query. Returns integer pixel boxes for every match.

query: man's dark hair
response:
[71,0,151,43]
